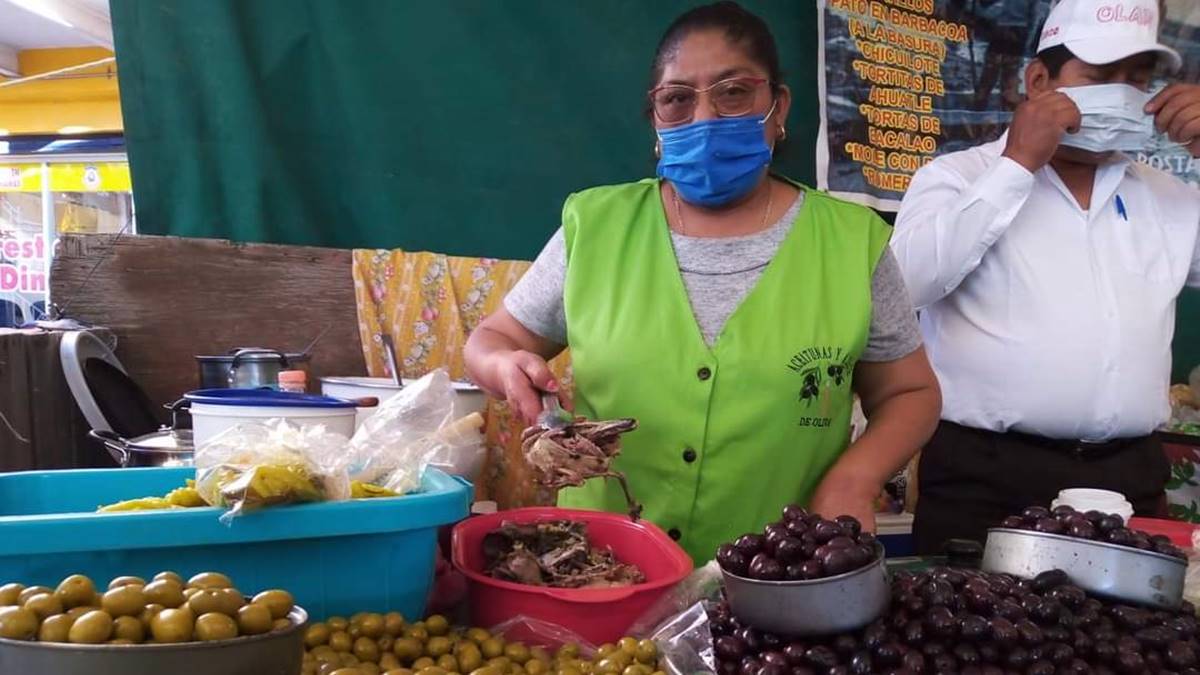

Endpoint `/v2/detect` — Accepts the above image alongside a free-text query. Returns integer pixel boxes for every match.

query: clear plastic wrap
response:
[1185,529,1200,612]
[488,615,597,655]
[629,561,723,674]
[194,419,352,523]
[345,369,485,493]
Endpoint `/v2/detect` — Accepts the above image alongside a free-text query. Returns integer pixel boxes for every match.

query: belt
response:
[946,422,1154,459]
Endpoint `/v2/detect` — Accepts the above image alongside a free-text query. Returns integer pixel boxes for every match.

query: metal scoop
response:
[537,392,573,429]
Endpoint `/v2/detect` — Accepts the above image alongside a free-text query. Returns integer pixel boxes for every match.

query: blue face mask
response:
[656,105,775,208]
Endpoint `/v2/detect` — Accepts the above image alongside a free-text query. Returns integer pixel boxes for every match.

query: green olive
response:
[424,614,449,637]
[139,603,164,628]
[187,589,229,617]
[152,571,184,585]
[468,668,503,675]
[183,588,203,601]
[416,668,446,675]
[383,612,406,637]
[0,606,38,640]
[17,586,53,606]
[143,580,186,608]
[481,637,506,659]
[383,668,413,675]
[37,613,74,642]
[466,627,491,645]
[150,607,194,643]
[633,640,657,665]
[216,588,245,615]
[359,613,385,639]
[359,664,382,675]
[329,669,365,675]
[354,636,381,664]
[252,589,294,620]
[621,666,652,675]
[330,630,353,653]
[195,612,239,641]
[594,658,624,675]
[504,643,531,665]
[23,592,64,620]
[187,572,233,590]
[458,644,485,672]
[435,654,457,672]
[0,583,24,606]
[107,576,146,590]
[525,660,549,675]
[340,653,361,667]
[411,657,436,671]
[305,622,331,648]
[55,575,96,610]
[273,618,293,631]
[238,603,273,636]
[426,636,453,658]
[68,610,114,644]
[66,606,98,621]
[101,585,146,618]
[378,636,395,654]
[112,616,145,643]
[393,636,423,661]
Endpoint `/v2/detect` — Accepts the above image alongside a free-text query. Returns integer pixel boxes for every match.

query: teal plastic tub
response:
[0,467,470,619]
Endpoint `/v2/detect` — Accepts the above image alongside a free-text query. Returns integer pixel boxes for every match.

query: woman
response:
[464,1,941,563]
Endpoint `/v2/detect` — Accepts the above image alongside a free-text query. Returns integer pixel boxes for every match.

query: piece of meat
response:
[522,418,643,520]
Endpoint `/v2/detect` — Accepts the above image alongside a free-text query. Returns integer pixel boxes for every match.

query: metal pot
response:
[195,348,311,389]
[89,429,195,467]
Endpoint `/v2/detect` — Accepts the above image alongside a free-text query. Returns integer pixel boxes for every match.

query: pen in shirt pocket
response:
[1115,194,1128,222]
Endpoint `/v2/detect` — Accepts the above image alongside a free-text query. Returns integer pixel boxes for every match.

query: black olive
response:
[735,627,762,653]
[1060,658,1090,674]
[1022,506,1052,520]
[802,645,838,669]
[1106,528,1136,547]
[762,633,784,650]
[1167,640,1199,668]
[990,616,1019,646]
[755,664,787,675]
[826,535,857,550]
[782,504,807,521]
[1114,650,1145,673]
[1049,585,1087,610]
[1005,646,1030,668]
[996,599,1026,622]
[1146,651,1165,672]
[738,657,761,675]
[774,537,804,565]
[900,651,925,672]
[857,532,878,547]
[800,536,820,560]
[847,652,872,675]
[1130,533,1152,551]
[1042,625,1069,644]
[1051,505,1077,519]
[1017,619,1045,646]
[785,563,805,581]
[1169,616,1200,639]
[924,580,956,607]
[931,653,958,672]
[834,515,862,537]
[926,606,958,640]
[716,636,748,661]
[818,547,858,576]
[785,519,809,537]
[718,661,739,675]
[798,559,824,580]
[748,553,785,581]
[735,534,766,555]
[1067,520,1097,539]
[1135,625,1174,649]
[977,642,1000,663]
[903,620,925,646]
[953,643,981,665]
[764,525,790,553]
[1070,629,1093,657]
[960,614,990,642]
[905,595,927,615]
[938,569,968,588]
[1000,515,1026,529]
[831,634,857,656]
[873,642,904,666]
[717,544,752,576]
[1025,660,1054,675]
[1044,642,1073,664]
[1156,540,1186,558]
[965,589,998,616]
[862,620,889,649]
[761,651,789,668]
[1030,599,1062,626]
[889,608,910,632]
[1096,514,1124,533]
[921,641,947,657]
[1031,569,1071,593]
[1111,606,1150,631]
[826,667,849,675]
[811,519,845,544]
[781,642,808,666]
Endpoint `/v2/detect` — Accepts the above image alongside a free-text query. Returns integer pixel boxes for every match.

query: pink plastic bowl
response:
[451,507,693,646]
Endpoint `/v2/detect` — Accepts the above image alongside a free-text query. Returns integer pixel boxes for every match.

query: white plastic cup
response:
[1051,488,1134,523]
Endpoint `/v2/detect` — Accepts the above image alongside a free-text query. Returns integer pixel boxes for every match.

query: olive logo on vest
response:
[787,346,853,427]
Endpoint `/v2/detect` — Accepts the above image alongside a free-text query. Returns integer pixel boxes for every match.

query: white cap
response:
[1037,0,1182,73]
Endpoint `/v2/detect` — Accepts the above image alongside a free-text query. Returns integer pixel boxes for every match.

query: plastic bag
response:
[194,419,352,523]
[488,615,597,655]
[1185,529,1200,611]
[628,561,723,674]
[345,369,485,493]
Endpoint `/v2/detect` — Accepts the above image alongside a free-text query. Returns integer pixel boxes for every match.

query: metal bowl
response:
[982,528,1186,609]
[0,606,307,675]
[721,544,889,635]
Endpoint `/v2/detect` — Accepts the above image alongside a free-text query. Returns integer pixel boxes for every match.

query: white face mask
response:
[1057,84,1156,153]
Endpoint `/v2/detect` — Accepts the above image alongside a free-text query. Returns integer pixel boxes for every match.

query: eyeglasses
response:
[648,77,770,125]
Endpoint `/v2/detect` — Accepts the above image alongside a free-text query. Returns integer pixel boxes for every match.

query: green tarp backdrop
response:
[110,0,1197,381]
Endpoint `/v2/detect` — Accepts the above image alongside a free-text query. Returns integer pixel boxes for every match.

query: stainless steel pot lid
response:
[122,429,194,453]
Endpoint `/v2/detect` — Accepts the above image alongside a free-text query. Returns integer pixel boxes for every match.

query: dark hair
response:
[1035,45,1076,78]
[647,2,783,98]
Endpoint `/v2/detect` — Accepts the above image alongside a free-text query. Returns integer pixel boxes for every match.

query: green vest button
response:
[697,367,712,381]
[682,448,697,463]
[668,528,682,541]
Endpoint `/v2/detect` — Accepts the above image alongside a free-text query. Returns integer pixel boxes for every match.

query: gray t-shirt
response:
[505,192,922,362]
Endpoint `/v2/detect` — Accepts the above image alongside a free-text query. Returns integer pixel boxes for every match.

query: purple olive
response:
[784,564,805,581]
[817,546,858,576]
[784,519,809,537]
[715,636,747,661]
[1022,506,1052,521]
[826,535,857,550]
[748,553,784,581]
[802,646,838,669]
[1067,520,1097,539]
[811,519,845,543]
[1000,515,1026,529]
[1051,504,1077,519]
[1033,517,1065,534]
[1167,640,1198,668]
[782,504,808,522]
[735,534,766,555]
[717,544,751,576]
[797,559,824,580]
[1096,514,1124,533]
[774,537,804,565]
[834,515,862,537]
[782,642,807,666]
[760,651,788,668]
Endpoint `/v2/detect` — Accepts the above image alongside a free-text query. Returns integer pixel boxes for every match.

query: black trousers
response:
[913,421,1170,555]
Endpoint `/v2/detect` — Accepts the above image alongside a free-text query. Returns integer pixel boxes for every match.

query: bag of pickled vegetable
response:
[628,561,724,675]
[194,419,352,523]
[344,368,485,494]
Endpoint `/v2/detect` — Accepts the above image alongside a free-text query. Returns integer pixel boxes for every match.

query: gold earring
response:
[778,125,787,141]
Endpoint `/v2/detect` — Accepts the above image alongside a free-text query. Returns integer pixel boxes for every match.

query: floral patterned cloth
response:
[352,249,570,508]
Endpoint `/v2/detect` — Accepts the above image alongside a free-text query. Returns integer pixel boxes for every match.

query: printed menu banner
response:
[817,0,1200,211]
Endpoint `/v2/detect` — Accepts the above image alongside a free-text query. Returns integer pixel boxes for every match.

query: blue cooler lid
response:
[184,389,357,408]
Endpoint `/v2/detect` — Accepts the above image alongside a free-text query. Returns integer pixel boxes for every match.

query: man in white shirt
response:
[893,0,1200,553]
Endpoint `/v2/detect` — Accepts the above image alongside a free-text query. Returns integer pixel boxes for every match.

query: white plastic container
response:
[184,389,358,447]
[320,376,487,427]
[1052,488,1134,523]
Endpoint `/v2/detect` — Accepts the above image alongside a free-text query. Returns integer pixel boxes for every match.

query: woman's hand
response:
[464,307,568,426]
[809,472,880,533]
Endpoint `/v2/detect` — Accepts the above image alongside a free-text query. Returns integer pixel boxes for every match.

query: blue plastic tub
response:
[0,467,470,619]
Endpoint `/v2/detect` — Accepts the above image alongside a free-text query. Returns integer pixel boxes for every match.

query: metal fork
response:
[537,392,573,429]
